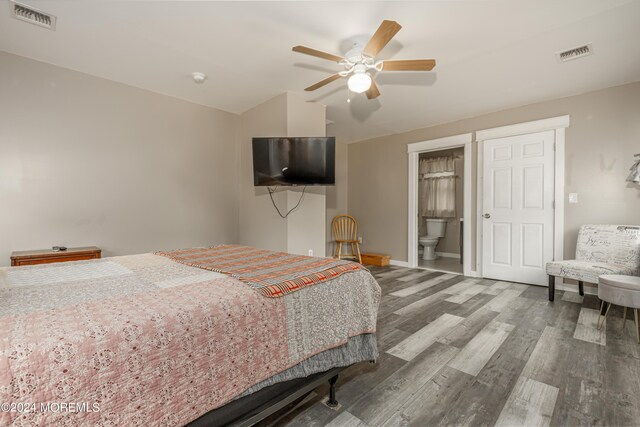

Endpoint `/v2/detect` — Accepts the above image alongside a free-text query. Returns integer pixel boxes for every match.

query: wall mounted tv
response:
[252,137,335,186]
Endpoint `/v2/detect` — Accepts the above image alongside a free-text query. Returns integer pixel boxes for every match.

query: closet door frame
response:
[407,133,473,275]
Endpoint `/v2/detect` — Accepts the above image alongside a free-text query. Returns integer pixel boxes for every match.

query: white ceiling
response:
[1,1,639,143]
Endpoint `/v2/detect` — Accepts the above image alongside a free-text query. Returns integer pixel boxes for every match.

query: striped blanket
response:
[155,245,365,297]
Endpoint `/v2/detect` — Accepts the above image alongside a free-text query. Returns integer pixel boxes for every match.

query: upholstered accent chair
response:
[546,224,640,301]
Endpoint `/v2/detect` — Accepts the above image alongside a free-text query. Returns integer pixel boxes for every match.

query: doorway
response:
[417,148,465,274]
[408,134,473,276]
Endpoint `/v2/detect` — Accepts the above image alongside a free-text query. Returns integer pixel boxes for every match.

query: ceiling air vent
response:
[11,1,56,31]
[556,43,593,62]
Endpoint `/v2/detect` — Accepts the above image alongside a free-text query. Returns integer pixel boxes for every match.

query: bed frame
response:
[186,366,347,426]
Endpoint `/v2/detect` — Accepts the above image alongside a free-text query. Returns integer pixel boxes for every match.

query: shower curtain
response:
[420,156,456,218]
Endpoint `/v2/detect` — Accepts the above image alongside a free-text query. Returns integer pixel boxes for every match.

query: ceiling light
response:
[192,72,207,84]
[348,72,371,94]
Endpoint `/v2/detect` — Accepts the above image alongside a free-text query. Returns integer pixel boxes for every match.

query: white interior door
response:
[482,130,555,286]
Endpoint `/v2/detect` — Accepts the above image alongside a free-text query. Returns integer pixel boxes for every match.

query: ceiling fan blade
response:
[366,79,381,99]
[382,59,436,71]
[363,20,402,58]
[305,74,342,91]
[292,45,344,63]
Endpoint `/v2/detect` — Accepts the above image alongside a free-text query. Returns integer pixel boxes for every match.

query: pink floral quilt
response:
[0,251,380,426]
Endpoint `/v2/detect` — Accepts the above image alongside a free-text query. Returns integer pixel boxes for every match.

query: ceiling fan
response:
[292,20,436,100]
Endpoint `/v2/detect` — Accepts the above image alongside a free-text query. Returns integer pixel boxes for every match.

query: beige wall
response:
[286,93,327,257]
[5,49,636,268]
[349,81,640,263]
[238,94,289,252]
[326,140,348,256]
[238,92,327,256]
[0,51,241,267]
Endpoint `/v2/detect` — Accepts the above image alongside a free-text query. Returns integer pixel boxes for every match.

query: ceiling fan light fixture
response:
[293,20,436,99]
[348,72,372,94]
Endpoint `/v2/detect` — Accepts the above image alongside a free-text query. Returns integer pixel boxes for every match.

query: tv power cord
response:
[267,185,307,218]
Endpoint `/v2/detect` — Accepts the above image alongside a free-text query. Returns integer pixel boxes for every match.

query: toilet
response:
[419,219,448,260]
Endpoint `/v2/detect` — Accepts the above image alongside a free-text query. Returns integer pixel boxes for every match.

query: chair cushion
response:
[546,260,637,284]
[598,275,640,308]
[599,274,640,290]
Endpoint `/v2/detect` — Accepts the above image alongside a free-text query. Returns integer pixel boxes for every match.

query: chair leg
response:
[597,301,611,330]
[355,242,362,264]
[578,281,584,296]
[600,300,609,315]
[635,309,640,344]
[597,301,604,329]
[622,306,628,331]
[337,242,342,260]
[548,275,555,301]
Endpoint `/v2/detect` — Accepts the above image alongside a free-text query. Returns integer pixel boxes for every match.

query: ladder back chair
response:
[331,215,362,264]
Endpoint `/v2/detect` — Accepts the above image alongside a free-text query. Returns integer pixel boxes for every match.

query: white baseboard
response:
[559,280,598,296]
[435,252,461,259]
[390,259,409,267]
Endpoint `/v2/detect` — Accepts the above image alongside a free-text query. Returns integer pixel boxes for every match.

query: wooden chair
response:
[331,215,362,263]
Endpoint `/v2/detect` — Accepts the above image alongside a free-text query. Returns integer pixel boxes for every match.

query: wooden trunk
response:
[10,246,102,266]
[360,252,391,267]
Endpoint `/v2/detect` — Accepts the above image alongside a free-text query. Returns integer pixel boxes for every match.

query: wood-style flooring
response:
[418,257,463,275]
[259,266,640,427]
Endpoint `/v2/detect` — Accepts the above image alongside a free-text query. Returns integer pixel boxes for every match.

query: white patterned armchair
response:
[546,224,640,301]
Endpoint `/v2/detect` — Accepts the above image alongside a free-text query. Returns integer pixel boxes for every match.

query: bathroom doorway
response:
[418,148,464,274]
[407,134,473,276]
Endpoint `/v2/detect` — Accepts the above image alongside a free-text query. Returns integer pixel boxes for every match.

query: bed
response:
[0,245,380,426]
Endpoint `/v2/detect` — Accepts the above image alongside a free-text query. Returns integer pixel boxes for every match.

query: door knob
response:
[483,213,491,219]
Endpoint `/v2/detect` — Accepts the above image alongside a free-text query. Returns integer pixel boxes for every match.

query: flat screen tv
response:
[252,137,335,186]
